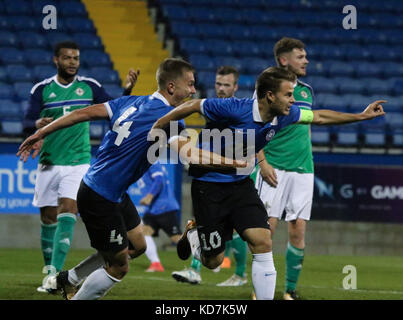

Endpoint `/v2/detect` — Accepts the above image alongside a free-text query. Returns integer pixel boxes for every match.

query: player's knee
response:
[249,235,272,254]
[203,256,222,270]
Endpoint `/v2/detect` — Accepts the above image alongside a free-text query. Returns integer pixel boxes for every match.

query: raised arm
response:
[299,100,386,125]
[152,99,202,130]
[17,103,109,161]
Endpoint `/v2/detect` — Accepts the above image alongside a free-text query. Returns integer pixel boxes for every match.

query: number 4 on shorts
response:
[110,230,123,245]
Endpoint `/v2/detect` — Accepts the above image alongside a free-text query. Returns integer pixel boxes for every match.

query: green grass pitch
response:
[1,248,403,300]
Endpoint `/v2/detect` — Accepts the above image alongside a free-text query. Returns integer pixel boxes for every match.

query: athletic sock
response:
[187,229,201,261]
[224,240,232,258]
[71,268,120,300]
[232,234,247,278]
[68,252,105,286]
[40,222,57,267]
[190,256,201,273]
[252,252,277,300]
[285,242,304,292]
[145,235,160,263]
[50,213,77,273]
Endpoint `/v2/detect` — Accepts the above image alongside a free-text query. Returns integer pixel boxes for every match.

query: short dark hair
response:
[156,58,195,90]
[273,37,305,66]
[216,65,239,83]
[255,66,297,99]
[53,41,80,57]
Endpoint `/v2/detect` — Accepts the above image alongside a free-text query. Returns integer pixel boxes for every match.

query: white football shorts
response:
[32,164,90,207]
[255,168,314,221]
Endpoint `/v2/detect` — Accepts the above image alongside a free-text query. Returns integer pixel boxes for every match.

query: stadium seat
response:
[25,49,53,66]
[65,17,96,33]
[237,75,255,90]
[188,54,215,72]
[355,62,383,78]
[233,41,261,58]
[0,48,25,65]
[205,40,233,56]
[89,67,120,85]
[235,89,253,98]
[241,57,267,74]
[46,32,74,48]
[162,5,188,21]
[0,84,15,100]
[187,7,216,23]
[335,77,366,95]
[103,84,123,99]
[391,127,403,147]
[13,82,33,101]
[179,38,207,55]
[328,61,355,77]
[0,31,19,47]
[366,79,393,95]
[170,22,200,38]
[1,120,23,136]
[31,0,59,16]
[0,100,22,119]
[80,50,112,68]
[6,65,34,83]
[73,33,103,50]
[362,126,386,147]
[33,65,56,81]
[383,62,403,78]
[4,0,32,15]
[213,56,243,73]
[58,1,87,17]
[196,71,215,89]
[311,126,331,145]
[315,93,349,112]
[334,124,360,147]
[385,112,403,129]
[18,31,48,49]
[308,77,337,94]
[8,16,41,31]
[89,122,105,139]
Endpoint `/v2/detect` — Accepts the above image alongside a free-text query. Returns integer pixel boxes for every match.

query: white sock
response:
[145,236,160,263]
[68,252,105,286]
[71,268,120,300]
[252,252,277,300]
[187,229,201,261]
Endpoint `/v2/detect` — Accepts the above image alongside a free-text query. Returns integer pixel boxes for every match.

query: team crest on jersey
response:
[266,129,276,141]
[75,88,84,96]
[301,90,308,99]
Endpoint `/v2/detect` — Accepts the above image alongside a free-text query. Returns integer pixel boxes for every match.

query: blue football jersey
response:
[83,92,185,202]
[137,162,180,215]
[193,97,301,182]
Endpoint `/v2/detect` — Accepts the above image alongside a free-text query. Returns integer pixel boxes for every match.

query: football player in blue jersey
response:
[139,162,182,272]
[18,58,246,300]
[151,66,386,300]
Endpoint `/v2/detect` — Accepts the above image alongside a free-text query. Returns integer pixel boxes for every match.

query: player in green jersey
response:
[172,66,249,287]
[250,37,318,300]
[22,41,139,293]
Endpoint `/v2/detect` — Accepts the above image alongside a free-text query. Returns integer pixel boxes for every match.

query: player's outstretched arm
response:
[152,99,202,131]
[17,103,109,161]
[308,100,386,125]
[170,136,247,169]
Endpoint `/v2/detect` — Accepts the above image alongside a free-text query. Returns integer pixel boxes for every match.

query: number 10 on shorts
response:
[200,231,221,251]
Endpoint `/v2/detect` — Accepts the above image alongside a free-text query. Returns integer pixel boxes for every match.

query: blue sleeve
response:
[278,105,301,129]
[23,84,44,135]
[147,164,164,196]
[201,97,243,123]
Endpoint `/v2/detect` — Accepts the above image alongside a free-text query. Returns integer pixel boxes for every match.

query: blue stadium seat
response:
[391,127,403,147]
[0,100,22,119]
[1,120,23,136]
[237,75,255,90]
[46,32,74,48]
[0,31,19,47]
[362,126,386,147]
[213,56,243,73]
[9,16,41,31]
[196,71,215,89]
[170,22,200,38]
[306,61,326,77]
[311,126,330,145]
[4,0,32,15]
[162,5,188,21]
[383,62,403,78]
[315,93,349,112]
[390,78,403,96]
[0,48,25,64]
[0,84,15,100]
[355,62,383,78]
[18,31,48,49]
[187,7,216,23]
[206,88,216,98]
[233,41,261,57]
[308,77,337,94]
[188,54,216,72]
[33,65,56,81]
[25,49,53,66]
[65,17,95,33]
[368,45,399,62]
[13,82,33,101]
[341,45,371,61]
[366,79,393,95]
[6,65,33,83]
[205,40,233,56]
[250,26,278,41]
[73,33,102,50]
[197,23,226,39]
[80,50,112,68]
[241,57,267,74]
[335,77,366,95]
[223,25,252,41]
[58,1,87,17]
[215,8,243,23]
[103,84,123,99]
[89,67,120,85]
[334,124,360,147]
[235,90,253,98]
[385,112,403,129]
[319,45,345,60]
[0,67,7,82]
[179,38,207,55]
[31,0,60,16]
[328,61,355,77]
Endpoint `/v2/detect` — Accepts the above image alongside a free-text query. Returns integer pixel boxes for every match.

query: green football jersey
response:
[262,79,315,173]
[25,75,111,166]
